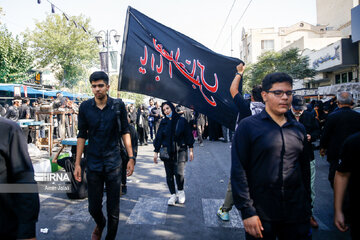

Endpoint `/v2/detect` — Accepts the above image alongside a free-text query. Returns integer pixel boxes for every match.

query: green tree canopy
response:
[0,26,33,83]
[25,14,99,88]
[243,48,316,93]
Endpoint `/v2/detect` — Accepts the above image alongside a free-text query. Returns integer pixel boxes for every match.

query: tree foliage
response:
[25,14,99,88]
[109,75,145,106]
[244,48,316,92]
[0,26,34,83]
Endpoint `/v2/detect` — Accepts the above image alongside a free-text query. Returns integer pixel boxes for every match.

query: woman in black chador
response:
[153,102,194,205]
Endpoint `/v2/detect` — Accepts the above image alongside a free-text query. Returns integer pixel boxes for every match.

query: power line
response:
[213,0,237,49]
[36,0,92,35]
[220,0,253,52]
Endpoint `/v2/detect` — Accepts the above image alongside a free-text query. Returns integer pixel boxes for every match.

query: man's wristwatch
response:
[236,72,243,77]
[129,156,135,161]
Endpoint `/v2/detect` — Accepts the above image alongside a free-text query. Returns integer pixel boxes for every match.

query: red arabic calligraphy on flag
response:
[138,38,219,107]
[118,7,244,130]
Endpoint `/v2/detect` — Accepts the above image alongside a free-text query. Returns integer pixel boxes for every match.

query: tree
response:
[109,75,145,106]
[25,14,99,88]
[0,26,34,83]
[244,48,316,92]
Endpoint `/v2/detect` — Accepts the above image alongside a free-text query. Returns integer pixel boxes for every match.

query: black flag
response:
[119,7,244,130]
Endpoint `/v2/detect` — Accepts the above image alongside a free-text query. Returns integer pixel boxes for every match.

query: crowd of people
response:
[0,92,80,145]
[1,67,359,240]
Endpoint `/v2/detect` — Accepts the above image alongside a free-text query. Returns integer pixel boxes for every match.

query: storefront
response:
[306,38,359,88]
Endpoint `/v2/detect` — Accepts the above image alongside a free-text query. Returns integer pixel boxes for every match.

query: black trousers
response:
[121,157,128,185]
[163,160,185,195]
[245,220,311,240]
[137,125,146,144]
[87,167,121,240]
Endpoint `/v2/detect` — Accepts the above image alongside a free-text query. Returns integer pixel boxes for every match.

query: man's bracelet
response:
[236,73,243,78]
[129,156,136,160]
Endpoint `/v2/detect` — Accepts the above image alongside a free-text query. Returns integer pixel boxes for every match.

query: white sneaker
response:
[168,194,177,206]
[177,190,186,204]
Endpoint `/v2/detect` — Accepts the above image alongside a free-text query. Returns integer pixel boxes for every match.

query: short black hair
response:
[251,85,263,102]
[89,71,109,85]
[261,72,293,92]
[23,97,30,104]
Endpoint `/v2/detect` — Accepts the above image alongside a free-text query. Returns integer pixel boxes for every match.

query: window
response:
[342,73,348,83]
[335,74,341,84]
[261,40,274,50]
[335,72,354,84]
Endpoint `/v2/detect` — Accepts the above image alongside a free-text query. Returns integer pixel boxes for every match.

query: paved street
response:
[36,140,351,240]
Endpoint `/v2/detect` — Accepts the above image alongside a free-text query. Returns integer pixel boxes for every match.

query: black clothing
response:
[18,103,30,119]
[164,160,185,194]
[153,115,194,156]
[233,93,252,125]
[289,110,321,161]
[121,125,138,185]
[57,157,88,199]
[53,96,66,109]
[5,105,19,121]
[78,96,129,240]
[87,167,121,240]
[0,118,40,239]
[207,117,222,141]
[320,107,360,185]
[151,106,162,133]
[154,102,194,194]
[337,132,360,227]
[231,110,311,223]
[77,97,130,172]
[151,107,162,122]
[136,107,149,144]
[245,220,310,240]
[30,105,36,119]
[128,109,137,127]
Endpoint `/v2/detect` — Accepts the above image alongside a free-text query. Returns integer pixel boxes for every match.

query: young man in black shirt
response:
[5,96,21,121]
[231,72,311,239]
[334,131,360,239]
[0,117,40,239]
[74,71,135,240]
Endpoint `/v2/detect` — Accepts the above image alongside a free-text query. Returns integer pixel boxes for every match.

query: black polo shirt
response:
[77,96,130,172]
[231,110,311,223]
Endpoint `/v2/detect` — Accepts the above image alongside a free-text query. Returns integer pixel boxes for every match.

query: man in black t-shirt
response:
[5,97,21,121]
[19,98,31,119]
[334,131,360,240]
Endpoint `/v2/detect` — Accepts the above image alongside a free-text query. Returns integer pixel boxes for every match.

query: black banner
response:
[99,52,108,73]
[118,7,243,130]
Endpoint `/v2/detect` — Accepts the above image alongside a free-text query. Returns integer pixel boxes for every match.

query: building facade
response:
[239,22,342,65]
[303,0,360,103]
[240,0,359,102]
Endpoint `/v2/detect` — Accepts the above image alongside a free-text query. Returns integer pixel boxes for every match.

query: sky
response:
[0,0,317,57]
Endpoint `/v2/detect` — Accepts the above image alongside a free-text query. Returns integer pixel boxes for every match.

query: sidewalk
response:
[34,139,351,240]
